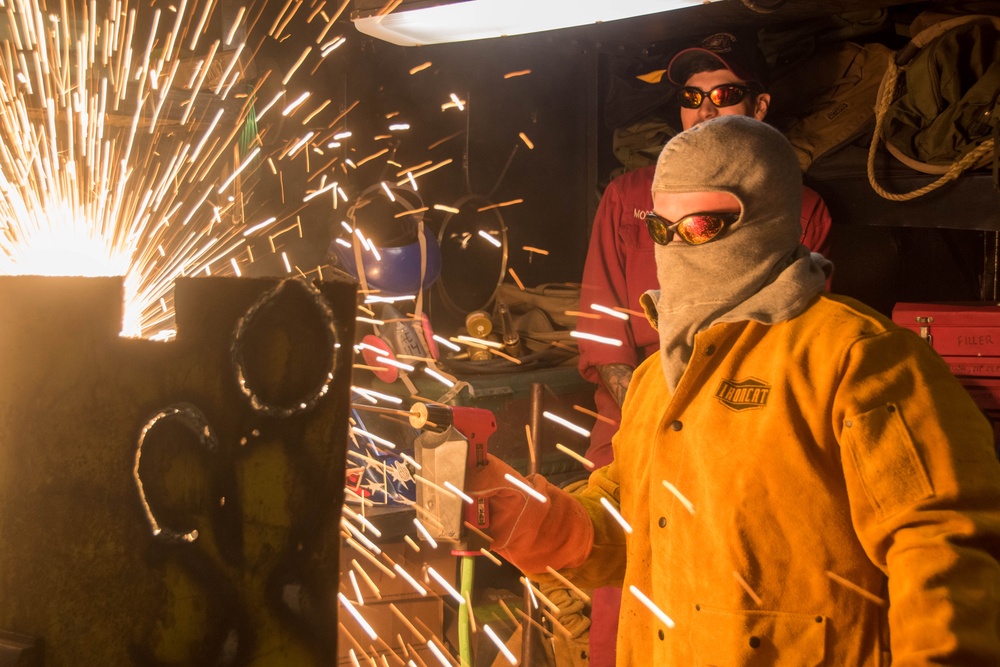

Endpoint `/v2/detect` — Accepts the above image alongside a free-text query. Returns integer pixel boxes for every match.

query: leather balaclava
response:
[649,115,831,392]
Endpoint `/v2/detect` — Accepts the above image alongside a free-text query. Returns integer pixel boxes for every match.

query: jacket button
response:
[749,636,761,649]
[658,629,665,640]
[705,344,716,355]
[670,420,682,431]
[658,516,666,528]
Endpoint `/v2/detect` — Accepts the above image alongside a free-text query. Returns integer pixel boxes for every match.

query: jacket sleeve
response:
[834,328,1000,664]
[577,180,641,385]
[560,460,631,590]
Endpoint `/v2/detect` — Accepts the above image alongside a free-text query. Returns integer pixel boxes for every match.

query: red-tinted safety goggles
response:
[678,83,755,109]
[645,211,739,246]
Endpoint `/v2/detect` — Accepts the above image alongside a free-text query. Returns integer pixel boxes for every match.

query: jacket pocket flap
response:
[691,606,827,666]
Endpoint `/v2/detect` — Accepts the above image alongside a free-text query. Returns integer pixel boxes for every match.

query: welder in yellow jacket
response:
[467,116,1000,665]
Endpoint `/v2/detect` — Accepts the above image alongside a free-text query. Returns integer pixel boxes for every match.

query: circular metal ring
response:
[231,278,340,418]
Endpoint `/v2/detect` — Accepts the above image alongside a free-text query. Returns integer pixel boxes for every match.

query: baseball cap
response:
[637,32,767,88]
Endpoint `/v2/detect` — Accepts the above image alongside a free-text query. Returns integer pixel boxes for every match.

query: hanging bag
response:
[868,14,1000,201]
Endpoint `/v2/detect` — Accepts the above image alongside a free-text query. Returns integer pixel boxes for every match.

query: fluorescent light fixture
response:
[354,0,719,46]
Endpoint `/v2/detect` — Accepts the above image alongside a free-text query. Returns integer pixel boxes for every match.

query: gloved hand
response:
[466,454,594,574]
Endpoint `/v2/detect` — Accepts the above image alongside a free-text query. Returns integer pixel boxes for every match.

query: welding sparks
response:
[348,570,364,605]
[732,570,763,606]
[600,496,633,534]
[591,303,630,320]
[825,570,887,607]
[662,480,695,515]
[571,331,625,347]
[443,480,473,504]
[556,443,595,470]
[477,229,502,248]
[423,366,455,388]
[393,563,428,597]
[351,426,398,450]
[503,472,547,503]
[0,0,350,339]
[427,566,464,605]
[411,518,439,549]
[543,411,592,437]
[433,334,462,352]
[339,592,378,640]
[628,585,675,629]
[426,639,452,667]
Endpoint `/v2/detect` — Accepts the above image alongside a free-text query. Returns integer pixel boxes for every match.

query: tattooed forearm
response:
[598,363,634,407]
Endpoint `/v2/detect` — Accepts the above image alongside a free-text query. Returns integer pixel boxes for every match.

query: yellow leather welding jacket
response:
[566,293,1000,666]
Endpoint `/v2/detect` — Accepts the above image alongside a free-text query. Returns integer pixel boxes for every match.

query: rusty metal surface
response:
[0,275,356,666]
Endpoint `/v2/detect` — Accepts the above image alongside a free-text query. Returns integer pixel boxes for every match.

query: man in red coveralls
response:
[576,32,833,666]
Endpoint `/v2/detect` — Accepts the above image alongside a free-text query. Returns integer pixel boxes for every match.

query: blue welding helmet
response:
[328,185,441,295]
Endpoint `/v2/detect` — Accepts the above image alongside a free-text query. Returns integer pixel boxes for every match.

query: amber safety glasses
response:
[645,211,739,246]
[677,84,754,109]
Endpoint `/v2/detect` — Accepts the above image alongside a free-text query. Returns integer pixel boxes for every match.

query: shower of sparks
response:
[732,570,763,606]
[480,548,502,565]
[393,563,428,597]
[411,517,438,549]
[662,480,695,515]
[0,0,362,339]
[352,560,381,598]
[542,410,592,438]
[442,480,472,504]
[351,426,398,450]
[0,0,268,336]
[477,229,502,247]
[503,472,547,503]
[522,245,549,255]
[571,330,625,347]
[591,303,630,320]
[433,334,461,351]
[522,576,539,609]
[427,566,464,604]
[507,266,525,290]
[426,639,452,667]
[342,518,382,555]
[454,334,502,349]
[343,505,383,537]
[545,565,591,603]
[423,366,455,387]
[348,570,364,605]
[339,592,378,640]
[574,403,618,425]
[600,496,633,534]
[628,585,675,629]
[825,570,887,607]
[555,442,595,470]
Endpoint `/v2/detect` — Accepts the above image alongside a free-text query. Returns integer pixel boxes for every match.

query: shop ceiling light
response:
[353,0,720,46]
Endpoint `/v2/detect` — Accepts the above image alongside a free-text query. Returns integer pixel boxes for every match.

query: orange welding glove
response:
[465,454,594,575]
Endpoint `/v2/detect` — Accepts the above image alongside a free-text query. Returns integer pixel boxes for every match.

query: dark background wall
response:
[246,0,1000,332]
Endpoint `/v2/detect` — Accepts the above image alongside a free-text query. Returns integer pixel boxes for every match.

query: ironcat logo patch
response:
[716,377,771,412]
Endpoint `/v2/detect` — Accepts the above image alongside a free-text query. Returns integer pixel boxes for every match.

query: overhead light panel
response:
[353,0,720,47]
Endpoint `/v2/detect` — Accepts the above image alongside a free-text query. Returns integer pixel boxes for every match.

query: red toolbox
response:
[892,302,1000,457]
[892,302,1000,357]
